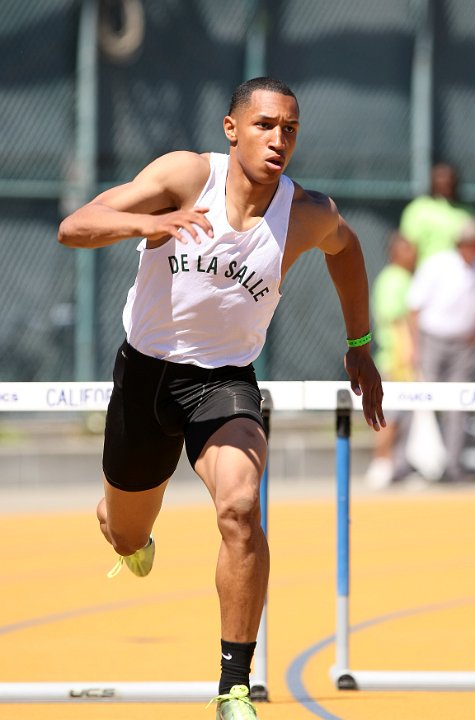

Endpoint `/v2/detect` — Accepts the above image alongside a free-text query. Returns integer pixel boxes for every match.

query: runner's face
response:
[225,90,300,183]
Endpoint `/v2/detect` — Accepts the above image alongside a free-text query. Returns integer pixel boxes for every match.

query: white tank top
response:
[123,152,294,368]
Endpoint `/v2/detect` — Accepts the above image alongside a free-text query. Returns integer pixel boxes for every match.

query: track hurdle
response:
[0,384,276,704]
[0,380,474,700]
[331,385,475,691]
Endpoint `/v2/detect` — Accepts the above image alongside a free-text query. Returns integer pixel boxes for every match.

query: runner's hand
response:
[147,206,213,244]
[344,348,385,431]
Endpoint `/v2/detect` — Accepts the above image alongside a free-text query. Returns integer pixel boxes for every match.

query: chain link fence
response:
[269,0,414,182]
[0,200,75,381]
[1,0,474,381]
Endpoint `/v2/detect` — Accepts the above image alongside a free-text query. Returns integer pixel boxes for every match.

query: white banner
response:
[0,381,474,412]
[0,383,113,412]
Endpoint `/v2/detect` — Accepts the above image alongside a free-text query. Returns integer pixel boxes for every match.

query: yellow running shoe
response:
[207,685,259,719]
[107,536,155,578]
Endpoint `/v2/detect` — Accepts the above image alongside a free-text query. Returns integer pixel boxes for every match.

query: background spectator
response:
[407,219,475,483]
[365,233,417,488]
[400,163,472,266]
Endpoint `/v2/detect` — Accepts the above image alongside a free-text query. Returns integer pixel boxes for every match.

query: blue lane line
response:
[0,585,217,637]
[286,632,341,720]
[0,593,190,636]
[286,596,475,719]
[0,603,128,636]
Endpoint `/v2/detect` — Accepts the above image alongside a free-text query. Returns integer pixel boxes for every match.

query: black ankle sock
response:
[219,639,257,694]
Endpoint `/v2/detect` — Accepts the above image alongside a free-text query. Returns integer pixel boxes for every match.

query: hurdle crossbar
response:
[0,380,474,700]
[1,379,474,412]
[0,682,219,703]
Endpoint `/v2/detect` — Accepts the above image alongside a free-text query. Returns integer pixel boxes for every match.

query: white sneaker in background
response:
[364,457,394,490]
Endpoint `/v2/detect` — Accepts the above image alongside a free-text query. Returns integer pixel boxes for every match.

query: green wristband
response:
[347,331,372,348]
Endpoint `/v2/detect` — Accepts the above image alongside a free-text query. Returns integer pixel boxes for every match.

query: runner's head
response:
[224,77,300,182]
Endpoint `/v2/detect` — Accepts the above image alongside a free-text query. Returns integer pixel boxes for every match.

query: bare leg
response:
[441,340,473,479]
[97,478,169,557]
[194,418,269,642]
[372,419,398,459]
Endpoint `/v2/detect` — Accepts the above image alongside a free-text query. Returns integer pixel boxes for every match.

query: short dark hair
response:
[228,77,298,115]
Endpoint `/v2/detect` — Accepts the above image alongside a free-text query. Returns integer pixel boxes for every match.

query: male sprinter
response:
[58,77,384,719]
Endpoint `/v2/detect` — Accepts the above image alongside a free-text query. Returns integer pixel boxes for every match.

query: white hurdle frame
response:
[0,380,474,700]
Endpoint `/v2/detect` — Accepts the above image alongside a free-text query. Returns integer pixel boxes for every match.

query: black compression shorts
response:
[102,340,265,491]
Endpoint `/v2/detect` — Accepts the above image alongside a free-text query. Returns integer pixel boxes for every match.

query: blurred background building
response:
[1,0,475,383]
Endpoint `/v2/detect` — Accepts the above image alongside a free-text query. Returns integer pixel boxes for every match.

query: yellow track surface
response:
[1,486,475,719]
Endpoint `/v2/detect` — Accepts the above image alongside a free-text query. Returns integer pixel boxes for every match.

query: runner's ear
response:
[223,115,237,143]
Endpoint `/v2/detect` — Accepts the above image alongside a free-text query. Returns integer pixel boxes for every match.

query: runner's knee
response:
[216,488,261,542]
[107,526,151,557]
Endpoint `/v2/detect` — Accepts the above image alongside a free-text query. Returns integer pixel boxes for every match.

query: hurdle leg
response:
[332,389,357,689]
[250,388,272,702]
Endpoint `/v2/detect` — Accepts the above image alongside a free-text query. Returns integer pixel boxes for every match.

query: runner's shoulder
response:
[134,151,211,202]
[290,181,339,227]
[140,150,210,180]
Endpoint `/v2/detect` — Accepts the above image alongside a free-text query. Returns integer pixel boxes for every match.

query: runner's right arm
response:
[58,151,213,249]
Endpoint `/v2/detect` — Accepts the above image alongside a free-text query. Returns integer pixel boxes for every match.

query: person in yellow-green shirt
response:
[372,233,417,382]
[365,232,417,489]
[400,163,472,266]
